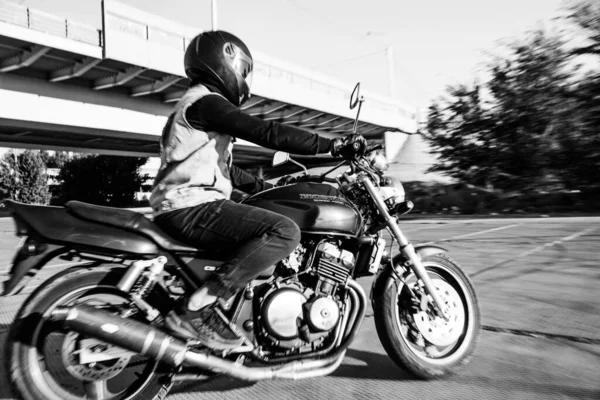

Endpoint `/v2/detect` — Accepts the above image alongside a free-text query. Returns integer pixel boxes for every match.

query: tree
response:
[424,28,573,192]
[41,151,70,168]
[565,0,600,57]
[424,84,500,188]
[556,0,600,192]
[0,150,51,204]
[57,155,148,207]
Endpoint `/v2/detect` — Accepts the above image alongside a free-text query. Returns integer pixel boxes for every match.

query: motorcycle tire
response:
[5,264,173,400]
[373,253,481,379]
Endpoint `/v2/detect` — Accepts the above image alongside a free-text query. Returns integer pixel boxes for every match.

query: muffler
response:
[51,304,345,381]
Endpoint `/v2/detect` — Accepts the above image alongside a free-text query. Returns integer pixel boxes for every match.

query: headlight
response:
[378,177,405,204]
[378,178,413,216]
[370,152,389,172]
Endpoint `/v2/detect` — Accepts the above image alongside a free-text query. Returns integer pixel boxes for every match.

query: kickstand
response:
[155,375,178,400]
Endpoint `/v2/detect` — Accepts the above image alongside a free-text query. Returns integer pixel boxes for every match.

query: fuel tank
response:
[243,182,362,236]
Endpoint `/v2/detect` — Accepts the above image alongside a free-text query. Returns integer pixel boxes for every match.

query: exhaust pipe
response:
[51,280,366,381]
[51,304,347,381]
[51,305,188,367]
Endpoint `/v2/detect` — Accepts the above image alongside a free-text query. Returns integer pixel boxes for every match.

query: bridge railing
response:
[0,0,101,46]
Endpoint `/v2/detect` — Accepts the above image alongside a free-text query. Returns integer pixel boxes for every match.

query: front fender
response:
[411,244,447,259]
[369,244,447,303]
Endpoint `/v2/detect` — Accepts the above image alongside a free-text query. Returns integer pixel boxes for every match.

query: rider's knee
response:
[271,216,301,251]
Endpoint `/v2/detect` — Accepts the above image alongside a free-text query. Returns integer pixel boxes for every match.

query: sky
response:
[17,0,567,109]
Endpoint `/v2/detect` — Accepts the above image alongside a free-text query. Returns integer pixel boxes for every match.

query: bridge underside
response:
[0,0,415,176]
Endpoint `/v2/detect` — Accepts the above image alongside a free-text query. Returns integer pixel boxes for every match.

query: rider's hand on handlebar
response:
[331,134,367,160]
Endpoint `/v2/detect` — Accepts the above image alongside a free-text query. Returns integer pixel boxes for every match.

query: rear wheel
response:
[6,265,173,400]
[373,253,481,379]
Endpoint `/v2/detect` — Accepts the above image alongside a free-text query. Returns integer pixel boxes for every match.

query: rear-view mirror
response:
[272,151,290,167]
[350,82,361,110]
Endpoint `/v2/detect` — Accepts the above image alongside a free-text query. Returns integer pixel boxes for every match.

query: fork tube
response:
[358,175,449,319]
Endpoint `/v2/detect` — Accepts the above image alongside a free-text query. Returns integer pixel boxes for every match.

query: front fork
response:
[359,175,450,320]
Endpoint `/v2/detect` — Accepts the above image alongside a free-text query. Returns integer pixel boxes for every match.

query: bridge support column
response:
[384,131,408,162]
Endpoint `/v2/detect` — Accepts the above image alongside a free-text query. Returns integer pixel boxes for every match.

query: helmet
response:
[184,30,254,106]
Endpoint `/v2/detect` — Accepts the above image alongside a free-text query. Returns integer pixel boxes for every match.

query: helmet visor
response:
[232,52,253,88]
[226,43,253,89]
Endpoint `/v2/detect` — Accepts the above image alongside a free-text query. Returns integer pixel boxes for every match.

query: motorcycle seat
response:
[66,201,199,253]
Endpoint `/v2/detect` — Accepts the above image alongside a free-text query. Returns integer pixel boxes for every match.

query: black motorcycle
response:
[1,83,480,400]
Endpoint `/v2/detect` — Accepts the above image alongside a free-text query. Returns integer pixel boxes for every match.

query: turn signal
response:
[392,200,414,216]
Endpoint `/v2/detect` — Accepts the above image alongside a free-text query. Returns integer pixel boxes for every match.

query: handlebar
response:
[276,142,385,187]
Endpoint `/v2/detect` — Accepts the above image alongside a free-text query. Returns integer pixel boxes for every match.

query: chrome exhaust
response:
[51,303,349,381]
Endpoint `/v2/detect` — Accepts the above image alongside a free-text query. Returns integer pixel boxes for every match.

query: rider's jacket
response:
[150,84,333,216]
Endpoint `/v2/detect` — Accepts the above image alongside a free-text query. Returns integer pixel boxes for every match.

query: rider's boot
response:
[165,285,243,350]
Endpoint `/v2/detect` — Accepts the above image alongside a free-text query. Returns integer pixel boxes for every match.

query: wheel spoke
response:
[83,380,111,400]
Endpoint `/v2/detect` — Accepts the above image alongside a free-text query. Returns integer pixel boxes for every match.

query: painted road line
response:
[482,325,600,345]
[402,225,445,233]
[420,224,521,246]
[471,227,598,278]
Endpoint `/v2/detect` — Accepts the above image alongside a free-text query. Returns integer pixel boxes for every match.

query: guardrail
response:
[0,0,101,46]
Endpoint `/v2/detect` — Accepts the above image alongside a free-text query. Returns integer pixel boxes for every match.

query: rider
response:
[150,30,367,350]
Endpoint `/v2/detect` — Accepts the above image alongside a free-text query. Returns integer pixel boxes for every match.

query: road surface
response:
[1,216,599,399]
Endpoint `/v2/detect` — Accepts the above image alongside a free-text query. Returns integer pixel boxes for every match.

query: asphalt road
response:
[0,216,599,400]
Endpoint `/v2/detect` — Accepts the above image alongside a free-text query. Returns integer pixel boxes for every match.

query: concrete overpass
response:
[0,0,418,175]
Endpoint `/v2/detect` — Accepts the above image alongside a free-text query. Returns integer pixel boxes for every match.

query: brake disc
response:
[61,332,131,381]
[412,279,465,347]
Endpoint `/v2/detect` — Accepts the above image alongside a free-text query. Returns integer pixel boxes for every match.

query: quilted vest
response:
[150,85,234,216]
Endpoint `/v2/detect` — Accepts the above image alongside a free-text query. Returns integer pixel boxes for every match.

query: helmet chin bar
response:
[184,31,254,108]
[235,73,251,106]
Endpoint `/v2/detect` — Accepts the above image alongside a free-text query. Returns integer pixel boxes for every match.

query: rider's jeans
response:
[154,199,301,298]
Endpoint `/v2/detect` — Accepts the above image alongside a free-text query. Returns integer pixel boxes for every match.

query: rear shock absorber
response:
[132,256,167,298]
[118,256,167,293]
[118,256,167,321]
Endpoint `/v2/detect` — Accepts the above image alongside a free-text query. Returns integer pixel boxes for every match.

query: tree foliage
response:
[57,155,148,207]
[0,150,51,204]
[41,151,70,168]
[424,1,600,193]
[565,0,600,57]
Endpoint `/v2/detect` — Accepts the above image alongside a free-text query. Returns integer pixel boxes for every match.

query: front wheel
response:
[6,265,173,400]
[373,253,481,379]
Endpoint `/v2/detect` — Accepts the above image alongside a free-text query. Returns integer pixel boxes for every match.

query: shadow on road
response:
[331,349,412,381]
[170,349,412,396]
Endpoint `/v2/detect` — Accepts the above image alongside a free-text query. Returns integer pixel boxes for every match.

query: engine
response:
[256,241,355,351]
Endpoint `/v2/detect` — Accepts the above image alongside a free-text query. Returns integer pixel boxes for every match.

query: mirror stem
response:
[289,158,309,175]
[352,97,364,134]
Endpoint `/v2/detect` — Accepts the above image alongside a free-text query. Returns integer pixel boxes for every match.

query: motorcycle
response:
[1,83,481,400]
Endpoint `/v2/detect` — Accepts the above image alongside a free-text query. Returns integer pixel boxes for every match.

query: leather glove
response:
[276,175,297,186]
[331,134,367,160]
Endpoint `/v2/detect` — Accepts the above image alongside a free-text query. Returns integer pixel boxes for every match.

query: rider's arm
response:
[229,164,274,194]
[185,94,333,155]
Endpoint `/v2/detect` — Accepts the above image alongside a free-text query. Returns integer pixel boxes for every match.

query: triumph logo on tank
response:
[299,194,345,203]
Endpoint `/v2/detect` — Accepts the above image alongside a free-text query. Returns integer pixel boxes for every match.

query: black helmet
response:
[184,30,254,107]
